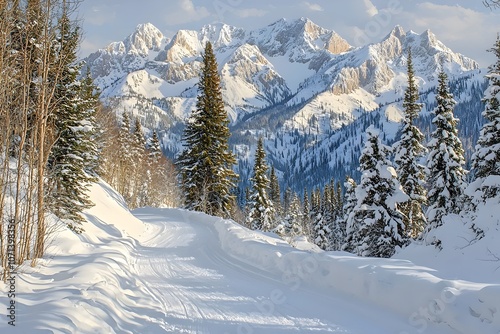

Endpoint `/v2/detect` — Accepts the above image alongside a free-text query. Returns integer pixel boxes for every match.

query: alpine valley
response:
[82,17,486,195]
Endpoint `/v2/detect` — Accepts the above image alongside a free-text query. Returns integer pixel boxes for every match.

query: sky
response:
[76,0,500,67]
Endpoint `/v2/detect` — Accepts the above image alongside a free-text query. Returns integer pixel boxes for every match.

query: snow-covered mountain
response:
[83,17,484,193]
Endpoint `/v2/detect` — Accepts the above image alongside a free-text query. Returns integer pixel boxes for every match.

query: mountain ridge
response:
[82,17,484,194]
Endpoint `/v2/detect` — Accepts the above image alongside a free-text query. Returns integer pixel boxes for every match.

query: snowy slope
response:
[0,181,498,333]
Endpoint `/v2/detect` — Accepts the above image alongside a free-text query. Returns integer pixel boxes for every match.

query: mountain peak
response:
[199,22,245,48]
[387,25,406,40]
[123,22,165,56]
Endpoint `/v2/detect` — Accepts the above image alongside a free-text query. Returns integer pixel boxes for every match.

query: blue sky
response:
[77,0,500,67]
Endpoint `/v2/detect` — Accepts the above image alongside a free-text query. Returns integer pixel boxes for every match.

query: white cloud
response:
[163,0,210,25]
[364,0,379,16]
[303,2,324,12]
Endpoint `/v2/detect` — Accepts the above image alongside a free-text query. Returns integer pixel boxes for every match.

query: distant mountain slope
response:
[83,17,484,193]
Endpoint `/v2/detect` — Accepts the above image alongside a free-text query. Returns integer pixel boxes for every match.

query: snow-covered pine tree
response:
[177,41,238,218]
[394,48,428,238]
[149,130,162,160]
[130,118,147,208]
[302,189,313,240]
[288,193,303,238]
[47,13,97,233]
[425,68,467,231]
[269,166,282,219]
[78,69,101,177]
[283,187,293,212]
[314,187,331,250]
[349,126,408,258]
[116,112,134,197]
[341,176,357,252]
[132,118,146,153]
[247,137,274,231]
[470,35,500,202]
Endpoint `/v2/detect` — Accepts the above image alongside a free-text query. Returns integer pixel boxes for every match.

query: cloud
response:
[363,0,379,16]
[303,2,324,12]
[163,0,210,25]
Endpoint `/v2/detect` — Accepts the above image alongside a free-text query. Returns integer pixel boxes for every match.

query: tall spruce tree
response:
[47,13,97,233]
[341,176,357,252]
[302,189,313,239]
[177,41,238,218]
[247,137,274,231]
[78,69,101,177]
[470,35,500,201]
[269,166,282,219]
[394,48,428,238]
[425,69,467,231]
[117,112,134,196]
[314,184,333,250]
[149,130,162,160]
[348,126,408,257]
[131,118,147,208]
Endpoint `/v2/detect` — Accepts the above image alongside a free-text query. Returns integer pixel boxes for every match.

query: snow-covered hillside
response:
[0,181,498,333]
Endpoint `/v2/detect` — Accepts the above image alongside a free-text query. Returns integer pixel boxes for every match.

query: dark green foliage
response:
[347,126,408,257]
[247,137,274,231]
[471,36,500,201]
[394,48,427,238]
[177,41,238,218]
[47,14,98,233]
[425,69,466,230]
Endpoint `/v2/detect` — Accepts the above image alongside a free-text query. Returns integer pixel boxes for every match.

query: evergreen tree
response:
[131,118,147,207]
[288,193,303,238]
[47,13,97,233]
[177,41,238,218]
[341,176,357,252]
[425,69,467,231]
[247,137,274,231]
[132,118,146,153]
[117,112,134,196]
[348,126,408,257]
[149,130,162,160]
[283,187,293,212]
[78,69,101,177]
[394,48,427,238]
[302,189,313,239]
[269,166,282,219]
[470,36,500,201]
[313,211,330,250]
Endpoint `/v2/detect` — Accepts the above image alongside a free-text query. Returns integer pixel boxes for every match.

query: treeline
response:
[0,0,99,275]
[0,0,179,280]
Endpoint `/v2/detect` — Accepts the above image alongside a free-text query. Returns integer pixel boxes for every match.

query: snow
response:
[1,180,498,333]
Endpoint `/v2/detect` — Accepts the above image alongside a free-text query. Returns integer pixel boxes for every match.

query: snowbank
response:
[213,217,500,334]
[0,181,166,333]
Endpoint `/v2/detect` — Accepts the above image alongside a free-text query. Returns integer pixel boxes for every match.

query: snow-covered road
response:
[2,182,494,333]
[131,208,454,334]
